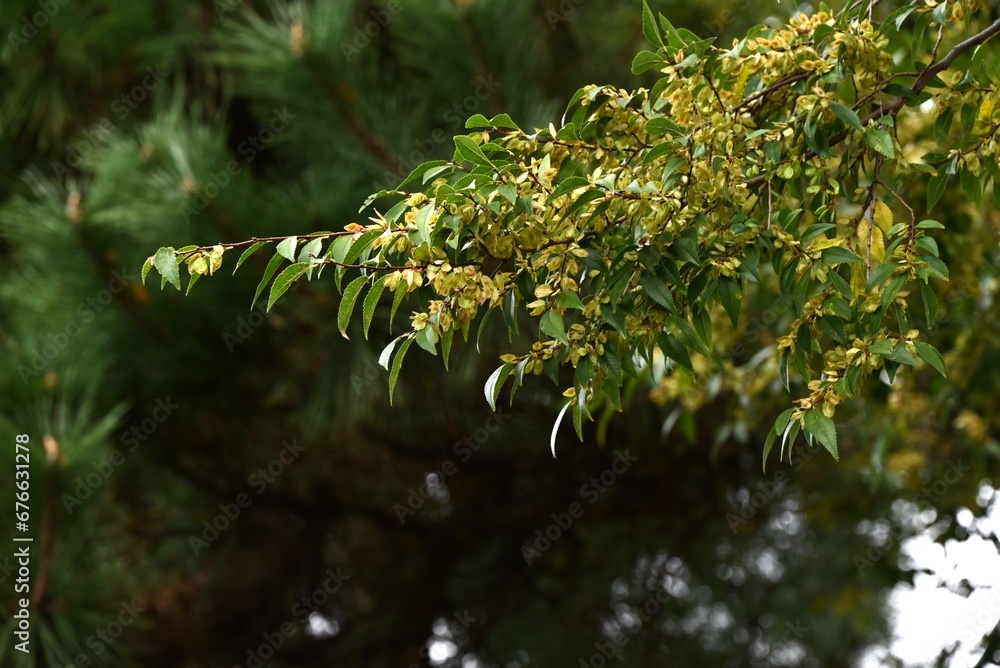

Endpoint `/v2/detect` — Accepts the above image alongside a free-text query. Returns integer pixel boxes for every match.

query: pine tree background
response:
[1,1,999,667]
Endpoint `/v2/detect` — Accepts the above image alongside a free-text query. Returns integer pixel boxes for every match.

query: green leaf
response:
[297,237,324,264]
[866,263,896,291]
[804,409,839,461]
[337,275,368,339]
[344,229,382,265]
[276,236,298,262]
[599,345,623,385]
[716,277,742,327]
[865,126,895,158]
[550,399,573,458]
[781,420,800,462]
[828,270,853,298]
[154,247,180,291]
[548,176,591,201]
[915,236,939,257]
[927,171,948,211]
[562,188,606,218]
[762,428,778,473]
[821,247,864,265]
[893,6,915,29]
[489,113,521,131]
[923,254,950,281]
[502,289,519,335]
[934,105,954,142]
[415,203,435,245]
[881,275,905,308]
[484,363,515,411]
[869,339,895,356]
[740,245,762,284]
[774,407,794,436]
[388,336,415,405]
[390,284,408,331]
[658,14,679,44]
[398,160,450,188]
[465,113,491,129]
[639,273,675,311]
[631,50,664,75]
[476,307,495,353]
[693,308,712,351]
[645,117,684,136]
[779,348,790,391]
[454,135,494,168]
[960,167,983,206]
[658,332,693,374]
[919,280,938,327]
[885,343,919,367]
[361,188,400,210]
[642,0,662,46]
[378,334,404,370]
[764,408,795,472]
[932,2,947,24]
[555,290,586,311]
[362,274,389,339]
[914,341,947,377]
[667,315,708,356]
[674,236,701,266]
[916,219,945,230]
[572,394,585,440]
[540,310,569,346]
[441,328,455,371]
[602,307,627,337]
[830,101,864,132]
[233,241,267,275]
[267,262,310,311]
[498,184,518,204]
[141,256,154,285]
[415,324,438,355]
[642,145,676,169]
[252,252,285,310]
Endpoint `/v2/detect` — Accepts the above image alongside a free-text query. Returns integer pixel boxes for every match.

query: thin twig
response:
[879,180,916,241]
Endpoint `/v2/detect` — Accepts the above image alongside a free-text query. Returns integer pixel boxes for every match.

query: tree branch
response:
[744,18,1000,189]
